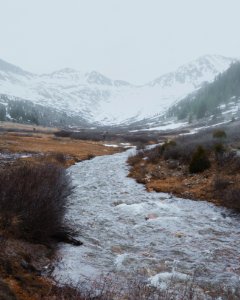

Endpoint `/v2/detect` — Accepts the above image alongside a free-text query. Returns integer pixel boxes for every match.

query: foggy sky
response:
[0,0,240,83]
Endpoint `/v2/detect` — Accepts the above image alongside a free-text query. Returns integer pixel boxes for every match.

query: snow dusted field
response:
[54,149,240,292]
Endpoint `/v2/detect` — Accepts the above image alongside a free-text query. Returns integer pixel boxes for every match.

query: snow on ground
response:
[143,122,188,131]
[0,55,237,125]
[130,121,188,132]
[182,120,232,135]
[103,144,119,148]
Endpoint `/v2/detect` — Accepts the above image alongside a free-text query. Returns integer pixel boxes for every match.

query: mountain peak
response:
[187,54,237,72]
[148,54,237,87]
[85,71,113,85]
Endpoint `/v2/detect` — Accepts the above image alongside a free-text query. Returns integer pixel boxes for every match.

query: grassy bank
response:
[128,125,240,211]
[0,130,121,168]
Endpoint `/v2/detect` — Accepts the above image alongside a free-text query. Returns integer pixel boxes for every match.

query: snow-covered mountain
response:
[0,55,237,125]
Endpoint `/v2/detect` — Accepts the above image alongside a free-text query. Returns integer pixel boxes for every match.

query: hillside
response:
[168,62,240,123]
[0,55,237,126]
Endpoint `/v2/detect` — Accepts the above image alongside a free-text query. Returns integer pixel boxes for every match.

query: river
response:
[53,149,240,295]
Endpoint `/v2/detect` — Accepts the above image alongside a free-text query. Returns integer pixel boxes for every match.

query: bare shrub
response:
[163,147,180,161]
[0,279,17,300]
[55,129,160,145]
[220,151,237,165]
[160,132,216,164]
[51,152,67,164]
[136,142,146,150]
[0,163,72,243]
[0,238,12,278]
[213,129,227,139]
[55,130,72,138]
[223,188,240,210]
[146,146,162,164]
[227,125,240,141]
[135,165,148,184]
[189,146,211,173]
[177,131,215,151]
[231,155,240,172]
[47,284,83,300]
[127,151,145,166]
[217,151,240,172]
[214,177,231,191]
[48,274,240,300]
[213,143,226,165]
[86,154,95,160]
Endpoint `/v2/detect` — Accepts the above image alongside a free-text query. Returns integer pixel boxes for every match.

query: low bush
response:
[213,143,226,165]
[55,129,160,145]
[51,152,67,164]
[216,151,240,172]
[214,177,231,191]
[163,140,177,148]
[223,188,240,210]
[127,151,145,166]
[189,146,211,173]
[87,154,95,160]
[0,279,17,300]
[163,147,180,161]
[213,143,225,155]
[146,146,162,164]
[213,129,227,139]
[136,142,146,150]
[0,162,72,243]
[49,275,240,300]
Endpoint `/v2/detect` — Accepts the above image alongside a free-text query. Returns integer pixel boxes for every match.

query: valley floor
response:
[1,122,240,299]
[0,122,121,167]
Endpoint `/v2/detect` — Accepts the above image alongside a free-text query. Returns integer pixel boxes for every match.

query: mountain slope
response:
[0,94,89,127]
[0,55,237,126]
[168,62,240,122]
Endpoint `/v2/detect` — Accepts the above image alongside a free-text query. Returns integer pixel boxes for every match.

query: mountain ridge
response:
[0,54,237,126]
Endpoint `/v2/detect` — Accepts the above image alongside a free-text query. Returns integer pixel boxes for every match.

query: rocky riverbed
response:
[54,149,240,295]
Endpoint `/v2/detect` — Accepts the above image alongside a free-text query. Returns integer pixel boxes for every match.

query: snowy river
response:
[54,149,240,292]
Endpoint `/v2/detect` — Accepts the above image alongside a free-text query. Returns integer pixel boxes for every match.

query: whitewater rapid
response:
[54,149,240,290]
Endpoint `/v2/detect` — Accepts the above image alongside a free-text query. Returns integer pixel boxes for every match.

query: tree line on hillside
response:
[168,62,240,121]
[0,95,88,127]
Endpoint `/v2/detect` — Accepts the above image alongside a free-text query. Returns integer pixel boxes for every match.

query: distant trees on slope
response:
[0,95,88,127]
[168,62,240,120]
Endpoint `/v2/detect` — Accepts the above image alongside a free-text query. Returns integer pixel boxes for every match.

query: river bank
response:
[128,128,240,212]
[0,123,123,299]
[128,151,240,211]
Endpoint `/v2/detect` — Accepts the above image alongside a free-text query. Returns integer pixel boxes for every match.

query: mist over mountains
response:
[168,61,240,123]
[0,55,238,128]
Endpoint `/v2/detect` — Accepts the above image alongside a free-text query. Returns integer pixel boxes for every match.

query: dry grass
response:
[0,121,58,133]
[129,150,240,209]
[0,131,120,167]
[0,237,55,300]
[128,138,240,211]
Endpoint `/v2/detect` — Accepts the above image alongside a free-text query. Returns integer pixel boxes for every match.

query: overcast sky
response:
[0,0,240,83]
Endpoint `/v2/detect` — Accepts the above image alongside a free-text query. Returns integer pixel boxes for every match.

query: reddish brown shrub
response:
[0,163,72,242]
